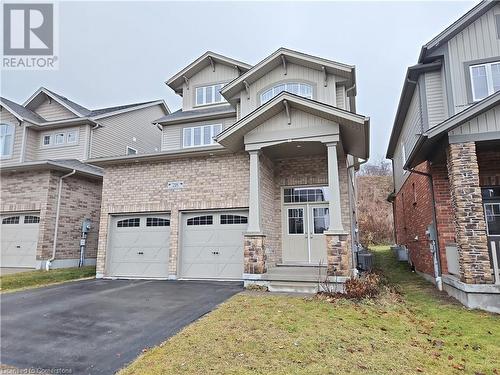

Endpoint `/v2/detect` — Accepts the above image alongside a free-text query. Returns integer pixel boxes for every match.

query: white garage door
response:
[0,213,39,268]
[181,210,248,280]
[107,214,170,278]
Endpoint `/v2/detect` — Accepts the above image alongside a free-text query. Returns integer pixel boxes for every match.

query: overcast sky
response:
[1,1,476,160]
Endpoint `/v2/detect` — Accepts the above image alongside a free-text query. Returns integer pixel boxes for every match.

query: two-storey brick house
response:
[90,48,370,292]
[0,87,168,269]
[387,1,500,312]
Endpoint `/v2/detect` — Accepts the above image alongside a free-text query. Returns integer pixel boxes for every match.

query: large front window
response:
[470,61,500,101]
[261,82,313,104]
[195,84,225,106]
[183,124,222,148]
[0,123,14,158]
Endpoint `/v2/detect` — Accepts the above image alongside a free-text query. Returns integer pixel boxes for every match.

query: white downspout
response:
[46,169,76,270]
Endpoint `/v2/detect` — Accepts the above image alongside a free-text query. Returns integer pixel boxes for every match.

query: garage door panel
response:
[1,213,39,268]
[181,211,247,280]
[108,215,170,278]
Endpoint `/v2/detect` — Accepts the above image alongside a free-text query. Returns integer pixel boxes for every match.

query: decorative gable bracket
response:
[283,99,291,125]
[322,66,328,87]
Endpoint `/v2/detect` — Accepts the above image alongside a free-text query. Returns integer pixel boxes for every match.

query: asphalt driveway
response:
[0,279,242,374]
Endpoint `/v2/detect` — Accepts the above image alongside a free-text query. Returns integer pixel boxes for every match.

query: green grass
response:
[0,266,95,292]
[120,247,499,375]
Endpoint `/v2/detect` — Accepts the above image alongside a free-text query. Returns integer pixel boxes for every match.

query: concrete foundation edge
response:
[442,275,500,314]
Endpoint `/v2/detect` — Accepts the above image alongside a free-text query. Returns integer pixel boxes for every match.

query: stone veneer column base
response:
[244,234,267,274]
[325,233,350,276]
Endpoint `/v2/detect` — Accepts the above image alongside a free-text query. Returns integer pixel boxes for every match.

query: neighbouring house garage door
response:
[107,214,170,278]
[0,212,40,268]
[181,210,248,280]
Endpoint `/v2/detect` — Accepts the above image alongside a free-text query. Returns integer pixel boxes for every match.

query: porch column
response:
[324,142,350,277]
[247,150,261,234]
[244,149,266,275]
[447,142,493,284]
[325,142,344,234]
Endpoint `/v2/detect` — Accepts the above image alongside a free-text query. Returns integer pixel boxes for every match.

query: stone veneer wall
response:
[96,152,249,276]
[447,142,493,284]
[1,170,102,262]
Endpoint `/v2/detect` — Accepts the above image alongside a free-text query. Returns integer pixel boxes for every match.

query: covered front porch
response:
[215,92,370,290]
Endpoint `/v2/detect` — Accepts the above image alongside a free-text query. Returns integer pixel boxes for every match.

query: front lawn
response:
[0,266,95,292]
[120,247,499,375]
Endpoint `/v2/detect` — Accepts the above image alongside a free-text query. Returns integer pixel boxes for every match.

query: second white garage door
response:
[181,210,248,280]
[107,214,170,278]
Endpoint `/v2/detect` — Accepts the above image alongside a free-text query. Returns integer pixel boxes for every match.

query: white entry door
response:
[283,203,329,264]
[181,210,247,279]
[107,214,170,278]
[0,213,40,268]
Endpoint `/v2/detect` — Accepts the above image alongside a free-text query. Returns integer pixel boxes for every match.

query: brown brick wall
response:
[1,170,102,262]
[447,142,493,284]
[96,152,250,275]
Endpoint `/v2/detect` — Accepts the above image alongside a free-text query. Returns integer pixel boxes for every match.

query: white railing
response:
[491,240,500,285]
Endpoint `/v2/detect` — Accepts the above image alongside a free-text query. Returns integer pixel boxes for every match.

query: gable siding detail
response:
[161,116,236,152]
[425,69,446,128]
[447,3,500,112]
[33,98,77,121]
[182,64,240,111]
[239,62,339,118]
[0,109,23,165]
[90,104,165,159]
[393,89,423,192]
[336,85,346,110]
[449,103,500,137]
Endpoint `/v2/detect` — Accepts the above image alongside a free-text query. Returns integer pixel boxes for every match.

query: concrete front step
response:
[267,281,320,294]
[266,265,328,281]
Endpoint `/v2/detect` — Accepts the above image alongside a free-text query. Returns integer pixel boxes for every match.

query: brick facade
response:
[447,142,493,284]
[1,170,102,264]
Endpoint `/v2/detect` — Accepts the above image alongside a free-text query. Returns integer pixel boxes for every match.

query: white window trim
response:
[66,131,78,144]
[470,61,500,102]
[195,83,226,107]
[182,124,222,148]
[126,146,138,155]
[41,129,79,148]
[0,123,15,159]
[260,82,313,104]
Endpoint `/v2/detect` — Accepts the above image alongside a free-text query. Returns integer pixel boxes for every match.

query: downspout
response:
[87,123,100,160]
[46,169,76,270]
[404,162,443,290]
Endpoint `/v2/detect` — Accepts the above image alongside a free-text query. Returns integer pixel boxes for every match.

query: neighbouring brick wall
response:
[447,142,493,284]
[54,174,102,260]
[97,152,250,276]
[393,162,435,276]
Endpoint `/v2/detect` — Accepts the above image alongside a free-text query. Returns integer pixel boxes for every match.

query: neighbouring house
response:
[0,87,169,269]
[387,1,500,313]
[89,48,370,292]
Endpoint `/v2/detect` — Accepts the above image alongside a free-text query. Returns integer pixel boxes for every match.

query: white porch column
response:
[247,150,262,234]
[325,142,345,234]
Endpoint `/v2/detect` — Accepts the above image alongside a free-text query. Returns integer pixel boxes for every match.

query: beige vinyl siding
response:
[336,85,346,110]
[239,63,338,117]
[24,127,38,161]
[90,104,165,158]
[161,116,236,152]
[393,89,422,192]
[425,69,446,128]
[34,125,89,161]
[449,103,500,137]
[33,98,77,120]
[182,64,240,111]
[0,109,23,165]
[447,3,500,111]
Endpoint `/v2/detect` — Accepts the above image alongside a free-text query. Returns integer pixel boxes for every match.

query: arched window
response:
[0,124,15,158]
[117,218,140,227]
[260,83,313,104]
[220,215,248,224]
[187,215,213,226]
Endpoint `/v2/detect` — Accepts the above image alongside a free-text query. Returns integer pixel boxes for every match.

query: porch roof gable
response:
[215,92,370,159]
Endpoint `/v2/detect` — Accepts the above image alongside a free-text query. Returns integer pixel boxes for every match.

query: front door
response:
[282,186,329,264]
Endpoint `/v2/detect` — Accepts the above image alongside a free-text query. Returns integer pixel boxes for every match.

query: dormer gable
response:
[23,87,90,121]
[166,51,251,111]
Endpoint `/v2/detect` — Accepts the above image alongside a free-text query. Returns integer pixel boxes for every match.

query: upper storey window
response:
[196,84,225,106]
[183,124,222,148]
[470,61,500,101]
[0,124,14,158]
[261,83,313,104]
